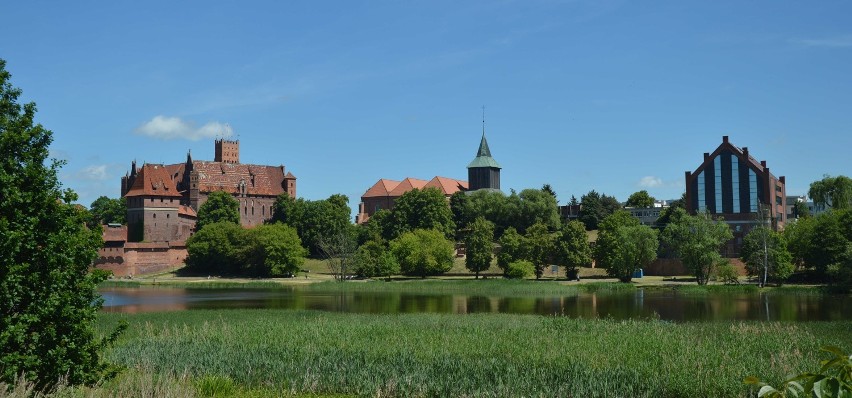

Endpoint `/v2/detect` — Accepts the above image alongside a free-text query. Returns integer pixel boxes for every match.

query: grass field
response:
[87,309,852,397]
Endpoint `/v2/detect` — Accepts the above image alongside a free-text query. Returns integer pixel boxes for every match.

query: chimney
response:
[761,160,767,167]
[780,176,786,184]
[704,152,710,161]
[722,135,729,144]
[742,147,749,158]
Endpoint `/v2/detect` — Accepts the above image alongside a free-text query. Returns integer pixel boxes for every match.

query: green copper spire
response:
[467,112,501,169]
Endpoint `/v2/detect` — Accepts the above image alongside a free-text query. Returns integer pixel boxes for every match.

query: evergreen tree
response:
[0,59,121,387]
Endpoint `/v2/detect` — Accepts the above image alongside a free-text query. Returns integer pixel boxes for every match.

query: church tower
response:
[467,121,501,191]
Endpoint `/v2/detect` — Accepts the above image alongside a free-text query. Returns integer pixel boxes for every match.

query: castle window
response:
[166,213,170,219]
[153,213,157,219]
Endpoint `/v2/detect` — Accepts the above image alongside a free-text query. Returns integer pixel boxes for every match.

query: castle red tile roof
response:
[362,179,401,198]
[388,177,429,197]
[424,176,468,196]
[178,205,197,218]
[188,161,289,197]
[125,164,182,197]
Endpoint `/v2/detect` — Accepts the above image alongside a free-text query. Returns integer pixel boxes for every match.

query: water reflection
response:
[100,287,852,321]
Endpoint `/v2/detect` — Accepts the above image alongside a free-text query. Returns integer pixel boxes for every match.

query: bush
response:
[353,240,399,278]
[390,229,454,278]
[185,222,306,277]
[715,261,740,285]
[506,260,534,279]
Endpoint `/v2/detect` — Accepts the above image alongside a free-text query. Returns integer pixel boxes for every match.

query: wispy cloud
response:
[135,116,233,141]
[791,34,852,48]
[638,176,664,188]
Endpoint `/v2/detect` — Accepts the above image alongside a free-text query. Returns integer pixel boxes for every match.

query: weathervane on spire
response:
[482,105,486,137]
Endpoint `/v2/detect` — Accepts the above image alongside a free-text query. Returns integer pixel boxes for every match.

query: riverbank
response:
[87,309,851,397]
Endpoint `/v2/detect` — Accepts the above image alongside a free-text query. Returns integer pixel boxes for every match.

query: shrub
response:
[390,229,454,278]
[715,260,740,285]
[353,240,399,278]
[506,260,534,279]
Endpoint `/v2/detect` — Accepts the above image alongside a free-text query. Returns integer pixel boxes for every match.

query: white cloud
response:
[791,34,852,48]
[135,115,233,141]
[638,176,664,188]
[79,165,108,181]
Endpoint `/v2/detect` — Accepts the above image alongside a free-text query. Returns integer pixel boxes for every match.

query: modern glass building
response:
[685,136,786,257]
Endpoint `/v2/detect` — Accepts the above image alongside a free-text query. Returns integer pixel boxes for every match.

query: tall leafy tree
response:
[740,226,794,286]
[244,223,307,277]
[595,211,658,282]
[389,188,455,239]
[661,208,733,285]
[0,59,120,387]
[555,220,592,279]
[655,193,685,229]
[353,240,399,279]
[809,175,852,210]
[525,222,555,279]
[390,229,454,278]
[449,190,472,237]
[625,190,655,208]
[497,227,526,276]
[465,217,495,279]
[88,196,127,225]
[508,188,560,233]
[270,193,352,256]
[541,183,558,203]
[579,190,621,230]
[196,190,240,230]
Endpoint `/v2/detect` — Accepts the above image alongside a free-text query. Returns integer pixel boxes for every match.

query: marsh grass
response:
[97,309,851,397]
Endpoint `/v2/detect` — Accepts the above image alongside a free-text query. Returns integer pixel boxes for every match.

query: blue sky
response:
[3,1,851,214]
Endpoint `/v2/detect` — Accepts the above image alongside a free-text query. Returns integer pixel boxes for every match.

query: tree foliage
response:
[595,211,658,282]
[784,210,852,278]
[809,175,852,210]
[390,229,454,278]
[388,188,455,239]
[0,59,120,387]
[655,193,685,229]
[625,190,655,208]
[352,240,399,279]
[524,222,555,279]
[741,226,794,285]
[270,193,352,256]
[318,226,358,281]
[196,190,240,230]
[497,227,526,275]
[579,190,621,230]
[185,222,306,277]
[450,188,560,238]
[555,220,592,277]
[88,196,126,225]
[464,217,494,278]
[661,208,733,285]
[506,260,534,279]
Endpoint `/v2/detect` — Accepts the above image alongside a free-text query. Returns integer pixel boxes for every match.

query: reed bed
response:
[98,310,851,397]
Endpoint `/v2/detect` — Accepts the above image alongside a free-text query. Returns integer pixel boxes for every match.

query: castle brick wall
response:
[95,242,187,277]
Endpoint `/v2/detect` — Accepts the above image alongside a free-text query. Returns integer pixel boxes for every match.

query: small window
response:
[166,213,170,219]
[153,213,157,219]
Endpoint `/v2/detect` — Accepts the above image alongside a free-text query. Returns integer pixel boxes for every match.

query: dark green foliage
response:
[625,190,655,208]
[451,188,560,238]
[541,183,557,202]
[510,189,561,233]
[357,209,391,244]
[792,200,811,220]
[746,346,852,397]
[595,211,658,282]
[555,220,592,277]
[715,260,740,285]
[785,211,849,275]
[827,246,852,293]
[809,175,852,210]
[196,190,240,230]
[185,222,306,276]
[497,227,527,275]
[352,240,399,278]
[524,222,554,279]
[388,188,455,239]
[270,193,352,256]
[449,191,471,238]
[506,260,534,279]
[464,217,495,278]
[0,59,119,387]
[654,193,685,229]
[390,229,454,278]
[89,196,127,225]
[741,226,794,285]
[579,190,621,230]
[661,208,733,285]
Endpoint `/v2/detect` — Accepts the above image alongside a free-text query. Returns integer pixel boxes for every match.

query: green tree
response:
[625,190,655,208]
[0,59,120,387]
[466,189,511,236]
[357,209,391,244]
[449,191,472,238]
[661,208,733,285]
[197,190,240,230]
[185,221,247,275]
[88,196,126,225]
[390,229,454,278]
[541,183,558,203]
[506,260,534,279]
[555,220,592,279]
[525,222,555,279]
[792,200,811,220]
[244,223,306,277]
[809,175,852,210]
[595,211,658,282]
[655,193,685,229]
[741,226,794,285]
[353,240,399,278]
[270,194,352,256]
[508,189,560,233]
[389,188,455,239]
[497,227,526,276]
[579,190,621,230]
[465,217,495,279]
[827,245,852,293]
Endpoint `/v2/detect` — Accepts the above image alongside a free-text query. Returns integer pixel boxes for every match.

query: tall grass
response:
[98,310,852,397]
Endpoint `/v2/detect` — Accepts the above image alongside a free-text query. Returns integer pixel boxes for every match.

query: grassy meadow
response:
[85,309,852,397]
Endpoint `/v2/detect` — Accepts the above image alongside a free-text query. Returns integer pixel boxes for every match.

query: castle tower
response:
[467,132,501,191]
[214,139,240,164]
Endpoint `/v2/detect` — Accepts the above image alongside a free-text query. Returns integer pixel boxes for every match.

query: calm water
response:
[99,287,852,321]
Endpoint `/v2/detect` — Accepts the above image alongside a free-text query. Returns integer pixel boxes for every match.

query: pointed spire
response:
[476,134,492,158]
[467,107,501,169]
[186,149,192,164]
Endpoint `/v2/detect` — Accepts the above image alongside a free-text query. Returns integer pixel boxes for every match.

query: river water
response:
[100,287,851,321]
